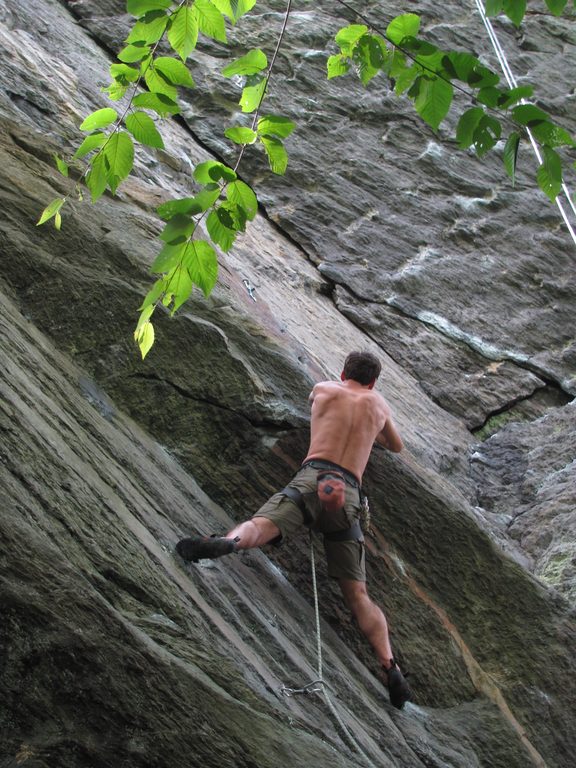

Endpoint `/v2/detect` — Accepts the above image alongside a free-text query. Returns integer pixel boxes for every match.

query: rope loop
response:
[280,530,381,768]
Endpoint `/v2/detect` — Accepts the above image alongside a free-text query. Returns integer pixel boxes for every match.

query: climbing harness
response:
[473,0,576,246]
[279,483,363,541]
[279,531,381,768]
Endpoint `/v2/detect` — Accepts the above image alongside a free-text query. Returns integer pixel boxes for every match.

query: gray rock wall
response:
[1,0,575,766]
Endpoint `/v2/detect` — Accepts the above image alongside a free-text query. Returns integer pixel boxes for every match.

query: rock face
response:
[0,1,575,767]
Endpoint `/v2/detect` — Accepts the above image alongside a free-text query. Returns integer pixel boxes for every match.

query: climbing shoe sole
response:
[176,535,236,562]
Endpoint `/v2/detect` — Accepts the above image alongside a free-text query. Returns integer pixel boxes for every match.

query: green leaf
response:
[102,131,134,194]
[335,25,368,56]
[473,114,502,156]
[229,0,257,21]
[530,121,575,148]
[467,63,499,88]
[194,0,227,42]
[260,135,288,175]
[110,62,140,83]
[394,64,418,95]
[140,276,167,310]
[127,0,172,17]
[86,152,108,202]
[133,92,180,116]
[54,211,62,231]
[159,213,195,244]
[103,82,129,101]
[503,131,520,185]
[193,160,237,184]
[225,126,257,144]
[512,104,550,126]
[497,85,533,108]
[537,146,562,202]
[145,65,178,99]
[118,43,151,63]
[402,37,438,57]
[157,189,221,220]
[240,79,266,113]
[228,201,247,230]
[414,49,445,75]
[209,0,235,21]
[80,108,118,132]
[456,107,485,149]
[389,49,408,79]
[413,76,453,132]
[355,35,385,85]
[188,187,222,211]
[53,154,69,177]
[545,0,568,14]
[230,0,256,21]
[154,56,195,86]
[443,52,478,82]
[327,54,350,79]
[150,242,186,273]
[226,180,257,221]
[222,48,267,77]
[135,318,155,359]
[476,86,500,108]
[164,262,193,313]
[443,52,499,88]
[207,207,237,252]
[183,240,218,297]
[257,115,295,139]
[126,11,169,45]
[157,197,201,220]
[168,5,198,60]
[210,0,256,23]
[37,197,65,226]
[135,303,155,336]
[126,111,165,148]
[386,14,420,45]
[484,0,504,15]
[503,0,526,26]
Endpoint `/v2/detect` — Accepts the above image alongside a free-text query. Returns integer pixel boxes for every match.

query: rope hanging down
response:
[280,533,381,768]
[473,0,576,247]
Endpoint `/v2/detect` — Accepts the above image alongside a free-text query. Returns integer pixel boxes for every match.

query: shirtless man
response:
[176,351,411,709]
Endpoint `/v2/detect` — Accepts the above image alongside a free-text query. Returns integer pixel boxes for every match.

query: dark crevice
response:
[471,382,572,440]
[471,383,547,435]
[506,507,532,530]
[128,371,297,431]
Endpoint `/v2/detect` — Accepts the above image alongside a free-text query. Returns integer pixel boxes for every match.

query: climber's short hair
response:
[342,351,381,385]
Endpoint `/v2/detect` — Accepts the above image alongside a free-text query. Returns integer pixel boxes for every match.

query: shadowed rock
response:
[0,1,575,766]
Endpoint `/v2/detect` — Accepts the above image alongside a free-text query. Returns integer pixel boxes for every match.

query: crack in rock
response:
[386,295,575,396]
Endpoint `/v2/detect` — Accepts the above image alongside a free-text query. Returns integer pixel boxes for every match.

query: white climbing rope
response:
[280,533,381,768]
[473,0,576,246]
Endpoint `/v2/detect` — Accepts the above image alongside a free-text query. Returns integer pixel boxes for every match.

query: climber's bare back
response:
[304,379,403,481]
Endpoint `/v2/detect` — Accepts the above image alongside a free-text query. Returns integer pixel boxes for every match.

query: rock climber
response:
[176,350,412,709]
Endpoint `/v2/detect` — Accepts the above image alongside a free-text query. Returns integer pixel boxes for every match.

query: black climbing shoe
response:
[386,661,412,710]
[176,535,237,563]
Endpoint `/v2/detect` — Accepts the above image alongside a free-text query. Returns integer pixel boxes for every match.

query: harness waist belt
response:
[280,486,363,541]
[301,459,360,488]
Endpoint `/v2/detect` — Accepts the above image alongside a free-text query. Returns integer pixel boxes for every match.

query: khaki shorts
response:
[253,464,366,582]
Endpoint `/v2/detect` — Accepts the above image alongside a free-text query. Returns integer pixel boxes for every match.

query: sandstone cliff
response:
[1,1,575,767]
